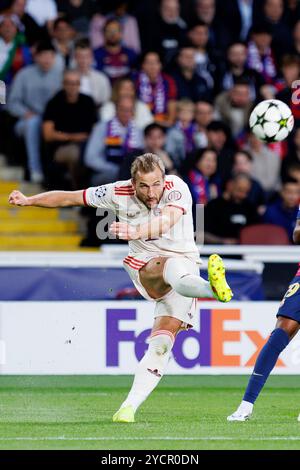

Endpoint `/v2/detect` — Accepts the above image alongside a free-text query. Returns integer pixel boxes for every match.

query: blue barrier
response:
[0,267,264,301]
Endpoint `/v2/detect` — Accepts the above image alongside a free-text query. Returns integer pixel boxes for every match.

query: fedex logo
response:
[106,308,285,368]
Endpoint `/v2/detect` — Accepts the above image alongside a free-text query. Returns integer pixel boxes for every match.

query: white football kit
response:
[83,175,201,327]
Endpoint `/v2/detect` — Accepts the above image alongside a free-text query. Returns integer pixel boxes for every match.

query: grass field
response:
[0,375,299,450]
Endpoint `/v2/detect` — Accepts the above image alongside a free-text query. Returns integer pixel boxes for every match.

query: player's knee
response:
[269,328,290,351]
[148,332,174,356]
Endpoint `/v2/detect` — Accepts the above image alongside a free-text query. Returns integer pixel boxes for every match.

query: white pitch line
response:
[0,436,300,442]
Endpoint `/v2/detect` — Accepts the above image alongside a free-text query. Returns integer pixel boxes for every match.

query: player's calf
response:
[113,318,180,423]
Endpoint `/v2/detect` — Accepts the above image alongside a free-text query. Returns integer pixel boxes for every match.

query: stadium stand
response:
[0,0,300,249]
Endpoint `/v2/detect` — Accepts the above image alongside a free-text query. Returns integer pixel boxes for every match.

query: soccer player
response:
[227,217,300,422]
[8,153,233,423]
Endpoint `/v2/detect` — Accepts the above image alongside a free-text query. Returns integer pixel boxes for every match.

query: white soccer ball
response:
[249,99,294,142]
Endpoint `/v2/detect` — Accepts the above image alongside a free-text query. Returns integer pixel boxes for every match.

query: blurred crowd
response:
[0,0,300,245]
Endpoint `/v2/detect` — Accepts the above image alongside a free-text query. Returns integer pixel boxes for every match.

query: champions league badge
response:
[95,186,107,199]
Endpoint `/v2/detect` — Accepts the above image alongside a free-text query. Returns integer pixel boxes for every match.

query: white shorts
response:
[123,253,200,329]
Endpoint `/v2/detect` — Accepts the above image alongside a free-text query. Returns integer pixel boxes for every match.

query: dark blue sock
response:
[243,328,289,404]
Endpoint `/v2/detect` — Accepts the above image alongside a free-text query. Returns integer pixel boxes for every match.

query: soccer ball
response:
[249,99,294,142]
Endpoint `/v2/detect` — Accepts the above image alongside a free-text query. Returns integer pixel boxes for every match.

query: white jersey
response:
[83,174,200,261]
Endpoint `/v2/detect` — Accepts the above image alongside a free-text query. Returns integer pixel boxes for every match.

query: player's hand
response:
[8,190,30,206]
[109,222,139,240]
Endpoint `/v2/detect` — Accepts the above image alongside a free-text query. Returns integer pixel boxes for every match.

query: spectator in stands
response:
[25,0,57,32]
[90,0,141,53]
[286,0,300,28]
[42,69,97,189]
[73,38,111,109]
[232,150,266,209]
[143,123,175,174]
[57,0,95,35]
[84,96,144,186]
[243,131,281,193]
[214,77,253,139]
[10,0,45,46]
[247,24,278,85]
[281,127,300,180]
[193,100,214,149]
[100,77,153,130]
[170,46,213,102]
[0,13,31,85]
[217,0,260,47]
[207,120,235,182]
[118,122,175,180]
[187,21,223,96]
[276,55,300,124]
[51,16,76,69]
[262,0,294,61]
[135,51,177,127]
[188,0,220,48]
[165,99,197,170]
[204,173,259,244]
[221,42,265,101]
[285,162,300,186]
[93,18,138,82]
[292,19,300,55]
[148,0,187,66]
[7,41,62,183]
[186,147,221,205]
[263,178,300,241]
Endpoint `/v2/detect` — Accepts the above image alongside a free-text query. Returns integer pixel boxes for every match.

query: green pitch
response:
[0,375,299,450]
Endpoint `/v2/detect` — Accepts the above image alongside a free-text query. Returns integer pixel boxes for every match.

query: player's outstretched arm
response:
[293,219,300,244]
[8,189,85,208]
[109,206,183,240]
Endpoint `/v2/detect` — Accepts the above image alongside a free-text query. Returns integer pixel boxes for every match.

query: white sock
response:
[121,331,174,412]
[163,257,214,299]
[238,400,254,414]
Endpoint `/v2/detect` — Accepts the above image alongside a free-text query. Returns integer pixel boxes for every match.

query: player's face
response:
[133,168,165,209]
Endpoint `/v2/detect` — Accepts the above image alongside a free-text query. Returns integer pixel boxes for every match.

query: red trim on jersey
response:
[124,258,146,270]
[115,185,135,196]
[115,189,135,192]
[124,256,146,266]
[166,204,186,214]
[115,185,134,190]
[83,189,88,206]
[164,180,174,190]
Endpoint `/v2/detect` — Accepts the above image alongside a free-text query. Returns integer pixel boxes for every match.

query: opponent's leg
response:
[113,316,181,423]
[227,316,299,421]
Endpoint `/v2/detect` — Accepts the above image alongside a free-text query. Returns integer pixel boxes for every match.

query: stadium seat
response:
[239,224,290,245]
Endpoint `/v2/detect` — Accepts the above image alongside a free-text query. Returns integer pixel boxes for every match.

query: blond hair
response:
[131,153,165,181]
[176,98,195,113]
